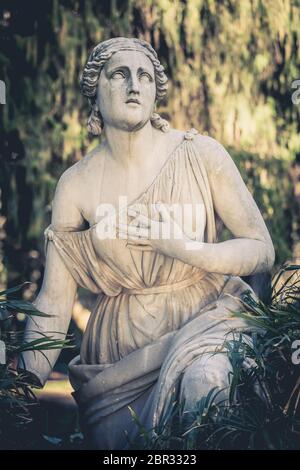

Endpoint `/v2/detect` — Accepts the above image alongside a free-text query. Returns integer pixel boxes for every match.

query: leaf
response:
[0,282,30,297]
[42,435,62,446]
[3,300,54,317]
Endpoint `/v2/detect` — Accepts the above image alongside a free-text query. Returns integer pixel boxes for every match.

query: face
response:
[97,50,156,132]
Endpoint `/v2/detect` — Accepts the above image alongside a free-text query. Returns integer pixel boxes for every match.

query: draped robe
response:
[43,129,256,449]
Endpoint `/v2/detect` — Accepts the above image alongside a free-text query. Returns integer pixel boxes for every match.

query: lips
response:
[126,98,141,105]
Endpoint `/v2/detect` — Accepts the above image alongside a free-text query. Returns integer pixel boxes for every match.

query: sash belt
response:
[122,271,205,295]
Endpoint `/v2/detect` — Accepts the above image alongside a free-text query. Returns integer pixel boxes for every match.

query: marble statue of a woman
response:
[20,37,275,449]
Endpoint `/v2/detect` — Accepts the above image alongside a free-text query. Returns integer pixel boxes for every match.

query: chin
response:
[120,117,149,132]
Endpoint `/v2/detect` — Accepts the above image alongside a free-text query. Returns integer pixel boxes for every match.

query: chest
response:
[80,146,207,240]
[81,155,170,225]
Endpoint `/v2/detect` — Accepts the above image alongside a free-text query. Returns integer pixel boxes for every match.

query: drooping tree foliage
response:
[0,0,300,295]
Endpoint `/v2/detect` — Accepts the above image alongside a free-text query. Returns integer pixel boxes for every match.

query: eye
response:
[111,71,125,80]
[139,72,152,83]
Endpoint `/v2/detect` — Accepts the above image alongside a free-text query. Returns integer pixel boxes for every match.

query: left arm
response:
[173,137,275,276]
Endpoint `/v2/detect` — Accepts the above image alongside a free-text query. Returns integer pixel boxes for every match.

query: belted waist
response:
[122,271,205,295]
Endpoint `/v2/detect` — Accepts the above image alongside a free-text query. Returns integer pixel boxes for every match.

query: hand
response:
[117,202,191,259]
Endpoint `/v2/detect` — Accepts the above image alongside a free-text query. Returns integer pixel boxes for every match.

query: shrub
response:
[129,265,300,450]
[0,283,72,449]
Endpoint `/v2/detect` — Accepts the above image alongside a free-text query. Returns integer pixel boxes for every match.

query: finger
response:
[127,203,144,214]
[134,213,151,225]
[118,229,141,241]
[119,214,152,230]
[156,202,171,222]
[127,204,149,219]
[127,208,152,224]
[118,222,148,233]
[116,227,128,237]
[129,216,150,228]
[126,238,151,247]
[117,223,130,231]
[127,207,138,217]
[126,225,149,238]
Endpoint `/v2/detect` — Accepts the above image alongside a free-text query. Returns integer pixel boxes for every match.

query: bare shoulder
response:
[168,128,186,142]
[55,144,104,201]
[52,144,104,229]
[162,127,186,150]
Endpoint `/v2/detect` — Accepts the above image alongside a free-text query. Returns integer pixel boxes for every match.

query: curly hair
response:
[80,37,169,135]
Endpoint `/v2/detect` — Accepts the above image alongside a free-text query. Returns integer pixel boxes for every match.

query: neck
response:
[103,121,155,167]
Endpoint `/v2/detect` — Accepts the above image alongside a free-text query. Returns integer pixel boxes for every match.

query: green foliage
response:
[229,148,295,263]
[0,282,73,449]
[128,265,300,450]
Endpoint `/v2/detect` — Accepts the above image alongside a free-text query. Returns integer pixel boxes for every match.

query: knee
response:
[180,353,232,411]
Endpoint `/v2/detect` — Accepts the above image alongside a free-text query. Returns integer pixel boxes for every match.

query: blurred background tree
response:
[0,0,300,449]
[0,0,300,299]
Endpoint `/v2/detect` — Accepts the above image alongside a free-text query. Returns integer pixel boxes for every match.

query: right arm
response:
[19,169,84,386]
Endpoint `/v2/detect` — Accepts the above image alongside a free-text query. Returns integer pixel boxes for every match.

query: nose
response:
[127,73,140,95]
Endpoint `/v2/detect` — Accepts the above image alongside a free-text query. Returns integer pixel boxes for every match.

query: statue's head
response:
[80,37,169,135]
